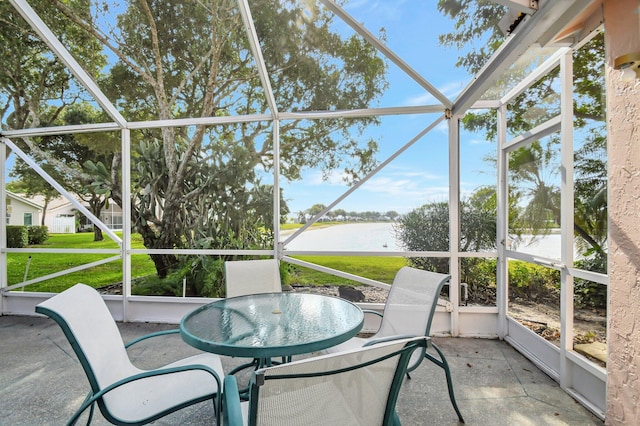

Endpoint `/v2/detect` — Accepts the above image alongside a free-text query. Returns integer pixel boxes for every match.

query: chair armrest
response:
[362,309,383,319]
[68,364,222,426]
[363,334,425,347]
[223,375,244,426]
[124,329,180,348]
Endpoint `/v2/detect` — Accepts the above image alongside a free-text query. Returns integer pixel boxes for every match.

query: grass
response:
[287,255,408,286]
[7,233,155,293]
[279,221,344,231]
[7,232,408,294]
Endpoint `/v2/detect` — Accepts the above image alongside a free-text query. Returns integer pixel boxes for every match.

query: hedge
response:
[27,226,49,245]
[6,226,28,248]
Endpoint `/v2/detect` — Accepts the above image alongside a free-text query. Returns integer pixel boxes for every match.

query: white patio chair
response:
[326,266,465,423]
[222,336,428,426]
[35,283,224,425]
[225,259,285,377]
[225,259,282,298]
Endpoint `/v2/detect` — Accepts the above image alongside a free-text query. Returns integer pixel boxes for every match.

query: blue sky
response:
[280,1,497,216]
[3,1,498,217]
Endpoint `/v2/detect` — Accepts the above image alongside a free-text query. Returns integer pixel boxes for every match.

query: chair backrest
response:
[225,259,281,298]
[35,284,136,397]
[247,337,427,426]
[376,267,450,339]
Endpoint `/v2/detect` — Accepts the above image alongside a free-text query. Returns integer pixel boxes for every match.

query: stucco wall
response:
[5,197,41,226]
[605,0,640,423]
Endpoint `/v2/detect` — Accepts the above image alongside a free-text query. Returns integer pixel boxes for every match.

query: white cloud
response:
[404,80,466,107]
[358,168,449,202]
[290,165,451,214]
[344,0,408,22]
[305,169,350,186]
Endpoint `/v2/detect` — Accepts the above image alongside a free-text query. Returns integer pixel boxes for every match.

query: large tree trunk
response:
[41,199,49,226]
[137,221,179,278]
[88,197,106,242]
[149,252,178,279]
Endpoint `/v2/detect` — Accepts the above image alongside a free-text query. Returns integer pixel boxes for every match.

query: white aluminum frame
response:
[498,30,608,419]
[0,0,607,419]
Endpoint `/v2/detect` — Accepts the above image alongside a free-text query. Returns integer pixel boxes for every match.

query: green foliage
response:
[6,233,153,292]
[509,138,562,235]
[437,0,506,74]
[460,258,561,305]
[574,279,607,309]
[6,226,28,248]
[132,276,183,297]
[573,257,607,309]
[395,198,496,273]
[132,257,226,298]
[508,260,560,302]
[438,3,608,261]
[183,256,226,298]
[395,202,450,273]
[461,258,497,304]
[289,256,406,286]
[27,226,49,245]
[133,255,297,298]
[2,0,388,292]
[0,1,105,129]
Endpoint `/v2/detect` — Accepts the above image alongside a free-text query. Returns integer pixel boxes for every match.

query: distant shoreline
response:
[279,221,392,237]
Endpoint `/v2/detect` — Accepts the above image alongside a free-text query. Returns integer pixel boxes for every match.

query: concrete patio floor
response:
[0,315,603,425]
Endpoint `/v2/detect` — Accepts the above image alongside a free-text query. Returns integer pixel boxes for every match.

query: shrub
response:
[461,258,497,305]
[132,275,183,296]
[459,258,562,306]
[573,256,607,309]
[508,260,560,302]
[27,226,49,245]
[185,256,226,298]
[574,279,607,309]
[133,256,226,297]
[6,226,28,248]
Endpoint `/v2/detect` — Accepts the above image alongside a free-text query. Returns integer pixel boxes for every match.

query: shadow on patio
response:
[0,315,602,425]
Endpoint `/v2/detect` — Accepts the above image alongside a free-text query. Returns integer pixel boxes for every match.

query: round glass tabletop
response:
[180,292,364,358]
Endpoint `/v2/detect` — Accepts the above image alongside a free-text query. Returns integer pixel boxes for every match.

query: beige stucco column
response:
[604,0,640,423]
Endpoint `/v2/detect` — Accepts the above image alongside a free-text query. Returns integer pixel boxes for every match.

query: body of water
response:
[282,222,571,259]
[282,222,403,251]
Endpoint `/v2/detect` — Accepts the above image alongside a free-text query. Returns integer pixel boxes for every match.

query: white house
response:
[5,191,43,226]
[26,195,123,234]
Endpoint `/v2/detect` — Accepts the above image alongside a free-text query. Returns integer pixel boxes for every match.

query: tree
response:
[394,196,497,273]
[1,2,115,241]
[6,166,60,226]
[23,0,386,281]
[437,1,607,266]
[333,209,347,221]
[385,210,399,220]
[7,105,118,241]
[0,1,105,131]
[437,0,506,75]
[307,204,328,219]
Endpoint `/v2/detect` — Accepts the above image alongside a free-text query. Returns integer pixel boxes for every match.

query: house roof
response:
[6,191,44,210]
[27,195,74,212]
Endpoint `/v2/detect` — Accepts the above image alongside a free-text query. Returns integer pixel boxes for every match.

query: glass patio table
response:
[180,292,364,362]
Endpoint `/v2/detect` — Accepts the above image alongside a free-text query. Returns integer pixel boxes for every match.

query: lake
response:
[282,222,403,251]
[281,222,568,259]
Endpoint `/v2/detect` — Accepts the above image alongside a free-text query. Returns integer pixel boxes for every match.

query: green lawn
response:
[287,255,408,286]
[7,232,408,293]
[6,233,155,293]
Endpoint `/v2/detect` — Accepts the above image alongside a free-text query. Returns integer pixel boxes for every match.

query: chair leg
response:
[229,358,260,376]
[424,342,465,424]
[212,395,220,426]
